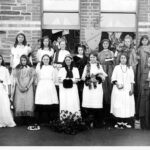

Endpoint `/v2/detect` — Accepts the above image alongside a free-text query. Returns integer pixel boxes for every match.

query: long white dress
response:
[0,66,16,127]
[58,67,80,115]
[35,65,58,105]
[82,63,107,108]
[111,64,135,118]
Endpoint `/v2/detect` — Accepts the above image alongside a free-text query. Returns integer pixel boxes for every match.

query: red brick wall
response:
[137,0,150,42]
[0,0,41,62]
[80,0,101,52]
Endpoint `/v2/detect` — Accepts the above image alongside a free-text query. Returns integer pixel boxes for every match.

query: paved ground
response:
[0,126,150,146]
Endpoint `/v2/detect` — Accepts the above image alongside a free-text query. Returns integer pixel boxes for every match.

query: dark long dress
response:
[136,46,150,129]
[98,49,115,126]
[73,55,88,105]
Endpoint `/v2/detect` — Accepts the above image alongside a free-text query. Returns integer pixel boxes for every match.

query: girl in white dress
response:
[36,36,54,63]
[34,54,58,129]
[0,55,16,128]
[82,52,107,128]
[10,32,32,69]
[111,53,135,129]
[58,55,80,119]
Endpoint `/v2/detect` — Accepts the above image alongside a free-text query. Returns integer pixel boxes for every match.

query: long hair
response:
[40,54,52,69]
[75,44,86,57]
[40,36,52,50]
[16,54,30,69]
[138,35,150,48]
[119,52,130,68]
[14,33,27,48]
[62,55,74,68]
[0,55,5,66]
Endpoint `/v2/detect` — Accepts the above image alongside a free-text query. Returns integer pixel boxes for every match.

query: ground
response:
[0,126,150,146]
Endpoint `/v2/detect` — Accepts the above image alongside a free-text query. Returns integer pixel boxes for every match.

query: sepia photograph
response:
[0,0,150,147]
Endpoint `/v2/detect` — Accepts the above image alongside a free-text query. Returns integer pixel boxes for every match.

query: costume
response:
[13,66,35,117]
[0,66,16,127]
[136,45,150,128]
[111,64,135,118]
[58,67,80,118]
[35,65,58,124]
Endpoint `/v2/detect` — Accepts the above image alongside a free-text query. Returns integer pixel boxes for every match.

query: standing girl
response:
[10,32,32,69]
[115,35,138,73]
[53,39,70,98]
[136,35,150,129]
[82,52,107,128]
[98,39,115,127]
[12,55,35,127]
[34,54,58,129]
[36,36,54,63]
[73,44,88,106]
[0,55,16,128]
[111,53,135,129]
[58,55,80,119]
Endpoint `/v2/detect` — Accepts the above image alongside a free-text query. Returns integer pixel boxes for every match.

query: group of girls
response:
[0,31,150,132]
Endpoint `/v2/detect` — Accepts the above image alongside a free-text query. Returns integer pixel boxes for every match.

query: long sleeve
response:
[81,65,87,80]
[111,66,117,82]
[5,68,11,85]
[72,68,80,82]
[130,67,135,84]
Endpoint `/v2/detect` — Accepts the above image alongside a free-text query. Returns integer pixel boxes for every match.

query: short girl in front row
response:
[82,52,107,128]
[12,55,35,127]
[0,55,16,128]
[111,53,135,129]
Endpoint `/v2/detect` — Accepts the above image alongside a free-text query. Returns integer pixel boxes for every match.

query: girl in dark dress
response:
[73,44,88,107]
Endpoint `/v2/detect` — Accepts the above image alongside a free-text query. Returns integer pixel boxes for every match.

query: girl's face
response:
[124,39,131,47]
[42,56,50,65]
[142,38,149,46]
[90,54,97,63]
[65,57,72,66]
[120,55,127,65]
[17,34,24,44]
[60,41,66,50]
[21,57,27,66]
[0,56,3,65]
[78,47,84,55]
[43,38,49,47]
[102,41,109,49]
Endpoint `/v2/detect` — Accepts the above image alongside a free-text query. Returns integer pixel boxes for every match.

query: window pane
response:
[101,13,136,28]
[43,13,79,28]
[43,0,79,11]
[101,0,137,12]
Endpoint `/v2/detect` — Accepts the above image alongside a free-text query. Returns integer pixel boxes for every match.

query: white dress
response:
[35,65,58,105]
[111,64,135,118]
[0,66,16,127]
[82,63,107,108]
[58,67,80,114]
[11,45,31,68]
[36,48,54,62]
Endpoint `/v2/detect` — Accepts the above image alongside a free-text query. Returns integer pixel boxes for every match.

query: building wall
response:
[0,0,41,62]
[137,0,150,42]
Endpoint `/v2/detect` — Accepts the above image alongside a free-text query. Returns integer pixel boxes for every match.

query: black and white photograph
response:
[0,0,150,148]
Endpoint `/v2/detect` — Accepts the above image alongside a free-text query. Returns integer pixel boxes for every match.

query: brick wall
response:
[80,0,101,52]
[137,0,150,42]
[0,0,41,63]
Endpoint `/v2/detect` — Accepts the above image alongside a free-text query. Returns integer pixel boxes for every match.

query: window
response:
[42,0,80,29]
[100,0,137,32]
